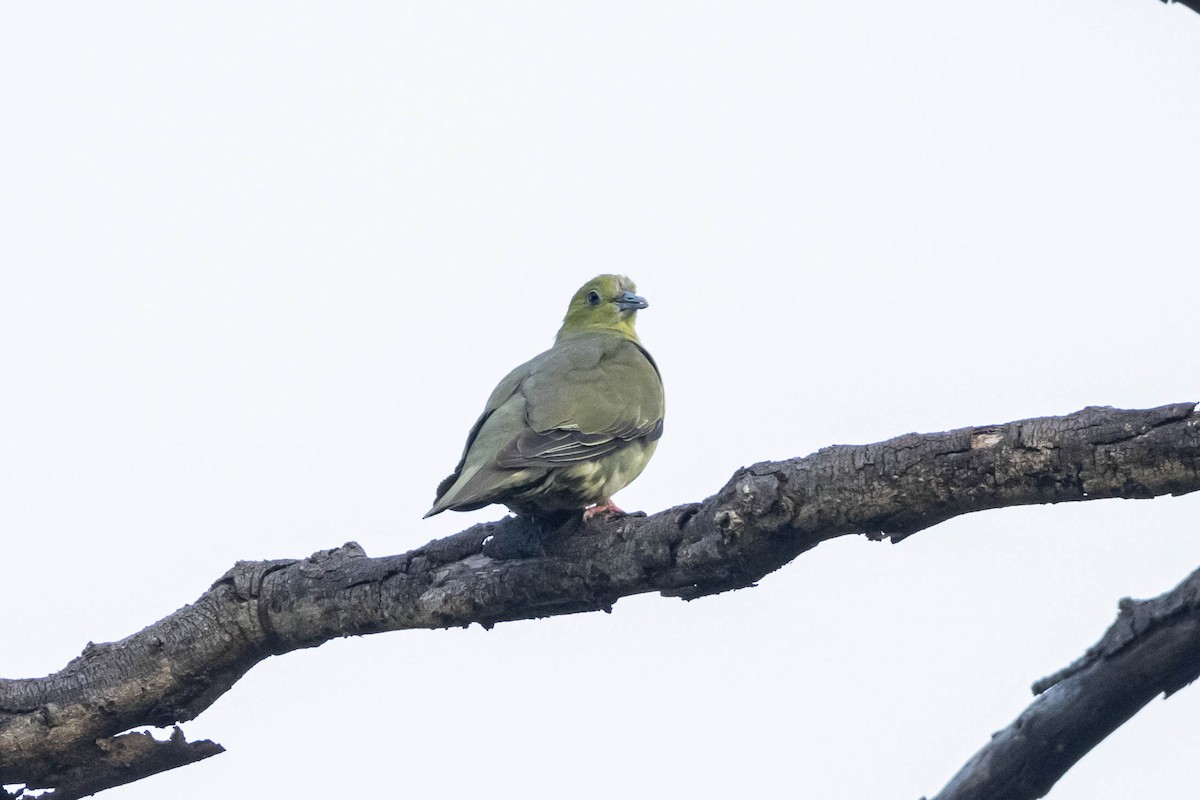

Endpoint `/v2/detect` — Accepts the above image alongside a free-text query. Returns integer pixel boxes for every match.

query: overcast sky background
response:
[2,2,1199,798]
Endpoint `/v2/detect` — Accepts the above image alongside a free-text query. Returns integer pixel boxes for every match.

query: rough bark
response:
[11,729,224,800]
[928,564,1200,800]
[1,403,1197,795]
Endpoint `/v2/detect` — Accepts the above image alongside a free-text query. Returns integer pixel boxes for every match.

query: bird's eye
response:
[586,290,601,306]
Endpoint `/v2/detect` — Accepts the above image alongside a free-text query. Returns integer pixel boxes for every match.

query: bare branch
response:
[1,403,1196,792]
[928,564,1200,800]
[33,729,223,800]
[1160,0,1200,16]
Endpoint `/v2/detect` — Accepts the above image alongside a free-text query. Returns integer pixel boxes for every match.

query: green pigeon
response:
[426,274,664,520]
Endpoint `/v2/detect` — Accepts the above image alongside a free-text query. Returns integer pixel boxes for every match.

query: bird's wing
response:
[496,335,664,469]
[426,363,532,513]
[427,390,543,514]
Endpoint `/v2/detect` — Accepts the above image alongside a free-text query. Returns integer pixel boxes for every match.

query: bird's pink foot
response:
[583,499,626,521]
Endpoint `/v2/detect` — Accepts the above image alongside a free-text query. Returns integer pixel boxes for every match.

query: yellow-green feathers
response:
[558,274,646,343]
[426,275,664,518]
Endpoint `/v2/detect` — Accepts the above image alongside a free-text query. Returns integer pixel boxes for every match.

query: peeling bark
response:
[0,403,1196,794]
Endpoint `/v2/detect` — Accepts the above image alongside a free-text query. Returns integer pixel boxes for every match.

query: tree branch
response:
[1,402,1196,794]
[1160,0,1200,16]
[27,729,224,800]
[927,562,1200,800]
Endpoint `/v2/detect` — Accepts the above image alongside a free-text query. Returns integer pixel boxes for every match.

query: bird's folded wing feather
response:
[496,336,663,468]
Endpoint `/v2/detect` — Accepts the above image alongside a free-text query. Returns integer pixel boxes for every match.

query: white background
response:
[2,2,1199,798]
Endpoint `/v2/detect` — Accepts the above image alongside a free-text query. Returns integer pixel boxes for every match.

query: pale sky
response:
[2,3,1199,798]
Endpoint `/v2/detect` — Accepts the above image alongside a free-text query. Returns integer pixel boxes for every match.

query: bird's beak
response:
[615,290,648,312]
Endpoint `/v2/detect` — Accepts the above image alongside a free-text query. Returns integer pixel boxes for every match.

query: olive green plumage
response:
[426,275,664,519]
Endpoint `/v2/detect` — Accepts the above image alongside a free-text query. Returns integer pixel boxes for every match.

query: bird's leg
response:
[583,498,626,521]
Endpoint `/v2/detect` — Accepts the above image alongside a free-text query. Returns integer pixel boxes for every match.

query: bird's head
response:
[557,274,648,343]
